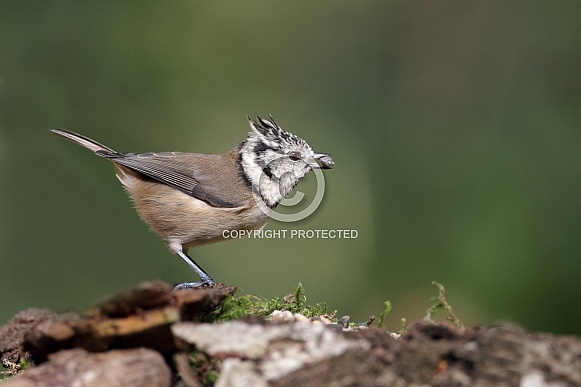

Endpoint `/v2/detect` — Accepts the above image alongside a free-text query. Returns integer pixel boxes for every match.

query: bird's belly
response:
[180,203,269,248]
[127,181,268,248]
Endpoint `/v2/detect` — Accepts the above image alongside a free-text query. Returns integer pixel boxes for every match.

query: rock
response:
[172,320,370,386]
[2,348,171,387]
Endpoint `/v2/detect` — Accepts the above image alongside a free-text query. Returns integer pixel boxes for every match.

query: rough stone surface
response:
[0,309,57,363]
[2,282,581,386]
[173,320,369,385]
[3,348,171,387]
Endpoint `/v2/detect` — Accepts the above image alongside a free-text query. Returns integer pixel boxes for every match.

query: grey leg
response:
[173,250,215,291]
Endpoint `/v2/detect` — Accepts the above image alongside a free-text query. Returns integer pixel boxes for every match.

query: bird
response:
[50,115,333,291]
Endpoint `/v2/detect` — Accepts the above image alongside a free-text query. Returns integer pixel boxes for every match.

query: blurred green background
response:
[1,1,581,335]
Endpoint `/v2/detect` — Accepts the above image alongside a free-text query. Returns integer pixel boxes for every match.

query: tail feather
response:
[50,128,120,157]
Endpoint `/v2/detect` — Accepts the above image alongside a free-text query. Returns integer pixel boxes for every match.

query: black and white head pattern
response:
[240,115,319,208]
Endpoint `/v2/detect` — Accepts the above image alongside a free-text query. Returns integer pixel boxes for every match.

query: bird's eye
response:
[288,152,301,161]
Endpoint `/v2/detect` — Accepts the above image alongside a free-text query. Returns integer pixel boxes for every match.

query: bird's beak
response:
[311,153,334,169]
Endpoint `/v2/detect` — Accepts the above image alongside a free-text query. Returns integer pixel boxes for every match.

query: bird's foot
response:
[173,280,214,292]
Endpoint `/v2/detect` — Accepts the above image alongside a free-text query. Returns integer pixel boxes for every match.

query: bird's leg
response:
[173,249,215,291]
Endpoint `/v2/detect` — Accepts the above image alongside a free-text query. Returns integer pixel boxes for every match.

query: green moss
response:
[207,282,329,322]
[423,281,464,329]
[373,281,463,332]
[186,351,221,387]
[206,371,219,384]
[376,300,392,328]
[1,357,32,381]
[399,317,409,334]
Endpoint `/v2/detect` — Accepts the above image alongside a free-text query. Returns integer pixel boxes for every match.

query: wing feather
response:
[110,149,247,208]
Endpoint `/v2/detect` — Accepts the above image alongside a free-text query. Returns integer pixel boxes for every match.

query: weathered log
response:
[0,281,236,364]
[3,282,581,386]
[0,309,57,363]
[3,348,171,387]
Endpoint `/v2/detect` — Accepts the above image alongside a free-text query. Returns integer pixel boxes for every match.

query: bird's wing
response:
[109,149,250,208]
